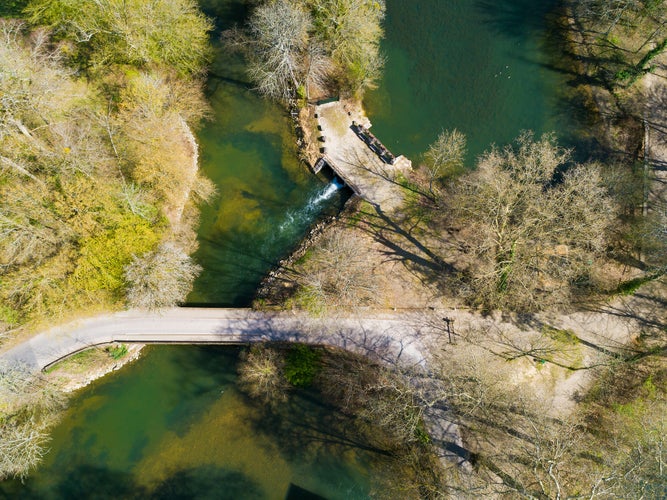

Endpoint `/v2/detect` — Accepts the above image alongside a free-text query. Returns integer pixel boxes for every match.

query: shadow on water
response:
[151,466,263,500]
[8,464,262,500]
[477,0,609,163]
[242,384,392,465]
[475,0,562,37]
[199,0,250,32]
[365,0,599,164]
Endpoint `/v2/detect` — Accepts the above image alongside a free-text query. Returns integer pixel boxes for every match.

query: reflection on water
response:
[365,0,580,163]
[0,1,595,498]
[0,347,378,499]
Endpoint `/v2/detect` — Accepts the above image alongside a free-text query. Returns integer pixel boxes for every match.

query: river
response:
[1,1,585,498]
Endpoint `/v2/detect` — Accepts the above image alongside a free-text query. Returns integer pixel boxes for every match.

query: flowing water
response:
[186,42,348,306]
[2,1,589,498]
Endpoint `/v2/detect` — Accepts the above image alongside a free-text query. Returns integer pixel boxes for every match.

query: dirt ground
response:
[277,64,667,417]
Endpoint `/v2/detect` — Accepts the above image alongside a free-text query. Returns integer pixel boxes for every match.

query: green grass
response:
[107,344,128,360]
[345,200,375,227]
[614,270,665,296]
[542,325,580,346]
[0,304,20,327]
[45,348,107,374]
[45,343,129,373]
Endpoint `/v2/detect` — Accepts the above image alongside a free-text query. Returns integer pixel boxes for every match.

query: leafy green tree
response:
[26,0,212,75]
[284,344,321,387]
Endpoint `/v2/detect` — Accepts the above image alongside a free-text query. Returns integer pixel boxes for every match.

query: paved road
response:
[0,307,469,467]
[0,308,432,372]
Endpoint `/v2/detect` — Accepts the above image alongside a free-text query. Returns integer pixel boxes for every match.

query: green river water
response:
[1,1,587,498]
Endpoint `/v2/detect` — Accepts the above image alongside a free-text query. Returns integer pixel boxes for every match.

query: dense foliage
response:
[227,0,385,100]
[0,1,212,331]
[25,0,212,75]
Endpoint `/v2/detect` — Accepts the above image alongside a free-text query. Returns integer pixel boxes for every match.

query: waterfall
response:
[277,178,344,234]
[309,177,345,207]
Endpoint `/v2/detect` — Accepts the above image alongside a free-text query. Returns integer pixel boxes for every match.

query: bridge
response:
[0,307,471,467]
[0,308,431,372]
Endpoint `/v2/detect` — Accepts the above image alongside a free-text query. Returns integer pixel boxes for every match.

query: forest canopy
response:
[25,0,212,75]
[0,0,213,332]
[226,0,386,100]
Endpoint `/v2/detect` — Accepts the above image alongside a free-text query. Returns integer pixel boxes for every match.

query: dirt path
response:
[643,72,667,220]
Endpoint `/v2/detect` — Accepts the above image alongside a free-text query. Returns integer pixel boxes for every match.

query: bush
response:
[107,344,128,360]
[284,345,321,387]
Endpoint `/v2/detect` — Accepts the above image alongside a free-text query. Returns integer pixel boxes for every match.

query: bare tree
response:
[124,243,201,309]
[237,344,289,404]
[446,132,615,311]
[291,230,378,314]
[307,0,386,94]
[424,129,467,196]
[238,0,313,101]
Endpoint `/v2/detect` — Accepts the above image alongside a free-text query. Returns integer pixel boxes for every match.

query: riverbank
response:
[566,5,666,269]
[46,344,145,393]
[0,114,202,393]
[254,47,665,418]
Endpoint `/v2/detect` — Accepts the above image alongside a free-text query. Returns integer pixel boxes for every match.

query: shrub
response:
[284,344,321,387]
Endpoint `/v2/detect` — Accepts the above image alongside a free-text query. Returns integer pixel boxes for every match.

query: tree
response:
[237,344,289,404]
[0,360,65,481]
[227,0,384,99]
[307,0,386,94]
[423,129,467,196]
[291,230,378,314]
[25,0,212,75]
[0,18,212,325]
[576,0,667,86]
[116,70,209,210]
[246,0,312,100]
[446,132,615,311]
[124,243,202,309]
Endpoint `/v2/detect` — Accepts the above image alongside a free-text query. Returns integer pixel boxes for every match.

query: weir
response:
[312,101,412,211]
[277,178,344,234]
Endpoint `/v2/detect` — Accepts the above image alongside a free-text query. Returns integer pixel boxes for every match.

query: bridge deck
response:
[0,307,467,469]
[315,101,411,211]
[0,308,428,372]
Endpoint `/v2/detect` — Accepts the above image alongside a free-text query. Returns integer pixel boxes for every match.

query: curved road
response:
[0,308,432,372]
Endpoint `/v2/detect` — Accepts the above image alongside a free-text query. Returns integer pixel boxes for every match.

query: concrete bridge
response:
[0,307,474,468]
[0,308,432,372]
[314,101,412,211]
